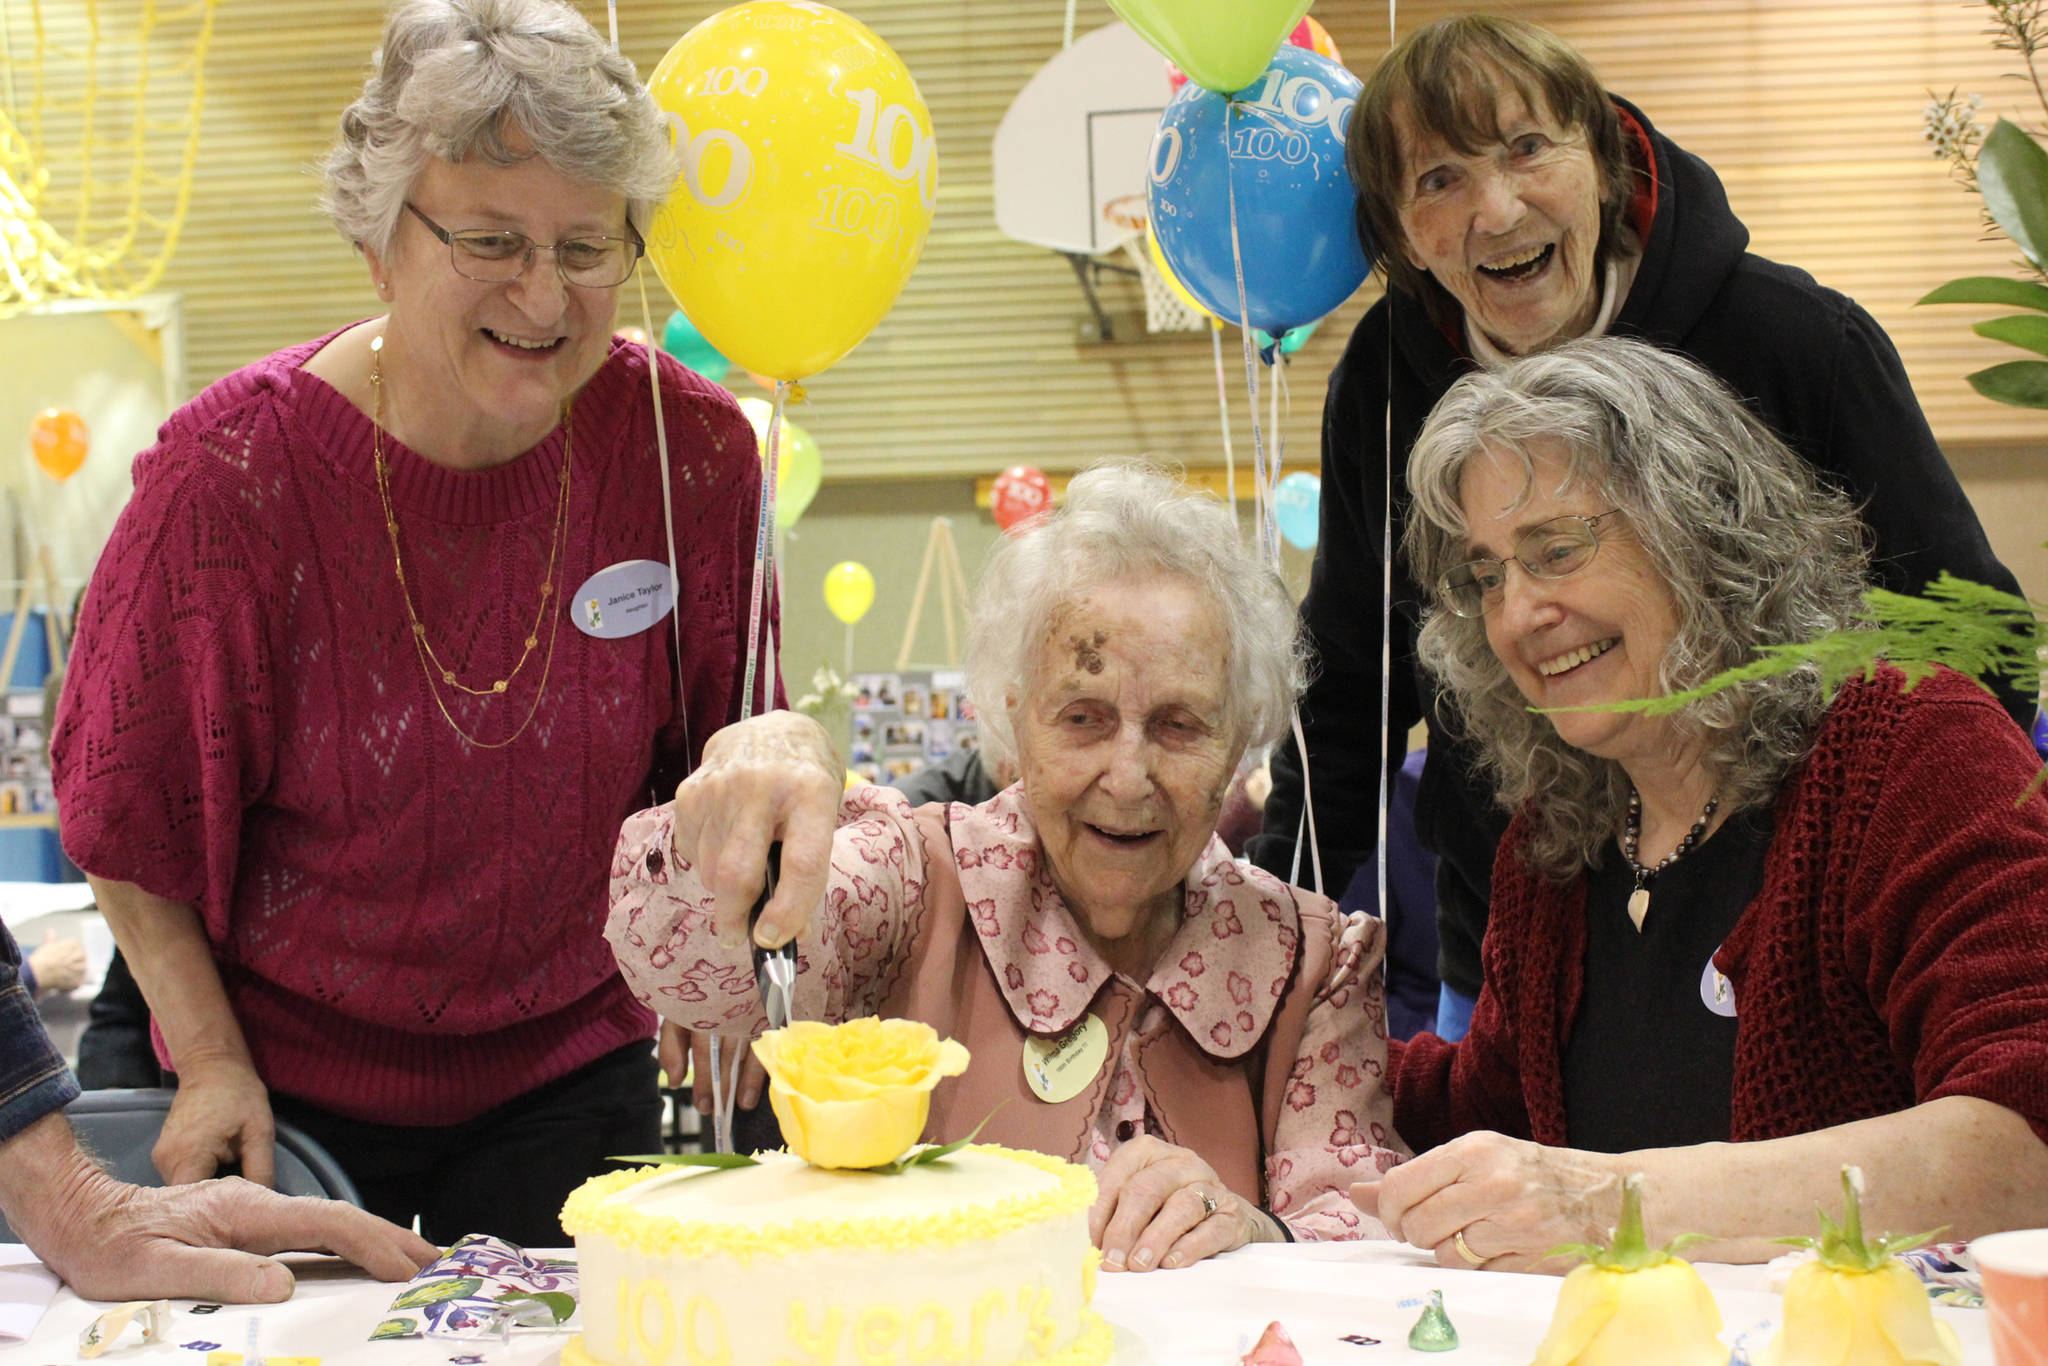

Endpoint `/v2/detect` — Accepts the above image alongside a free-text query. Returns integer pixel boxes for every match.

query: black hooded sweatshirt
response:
[1250,96,2030,998]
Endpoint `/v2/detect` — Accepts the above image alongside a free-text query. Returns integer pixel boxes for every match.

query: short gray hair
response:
[1404,337,1871,877]
[321,0,675,257]
[967,462,1309,775]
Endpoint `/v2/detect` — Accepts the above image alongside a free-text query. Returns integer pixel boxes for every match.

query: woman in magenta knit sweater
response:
[1349,337,2048,1269]
[47,0,803,1245]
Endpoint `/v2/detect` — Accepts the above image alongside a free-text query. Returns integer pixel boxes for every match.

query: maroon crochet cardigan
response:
[1393,667,2048,1150]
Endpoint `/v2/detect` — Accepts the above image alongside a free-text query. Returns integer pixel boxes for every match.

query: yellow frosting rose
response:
[753,1018,971,1170]
[1531,1174,1727,1366]
[1764,1260,1963,1366]
[1532,1260,1727,1366]
[1763,1168,1961,1366]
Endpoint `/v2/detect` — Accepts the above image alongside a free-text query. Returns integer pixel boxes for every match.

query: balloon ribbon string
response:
[1379,0,1399,945]
[635,273,693,773]
[1269,338,1285,488]
[1210,321,1238,524]
[737,383,787,721]
[1223,102,1276,568]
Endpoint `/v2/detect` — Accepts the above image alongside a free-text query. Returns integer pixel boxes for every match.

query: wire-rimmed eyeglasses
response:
[1436,510,1625,618]
[404,202,644,288]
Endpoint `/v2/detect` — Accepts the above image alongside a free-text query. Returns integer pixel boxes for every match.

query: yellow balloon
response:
[823,560,875,625]
[646,3,937,382]
[1146,223,1215,323]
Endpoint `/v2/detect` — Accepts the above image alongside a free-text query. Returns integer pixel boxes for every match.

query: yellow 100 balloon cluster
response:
[645,2,938,386]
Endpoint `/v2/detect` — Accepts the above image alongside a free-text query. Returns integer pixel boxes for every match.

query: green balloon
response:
[775,420,822,530]
[737,397,824,529]
[1107,0,1314,94]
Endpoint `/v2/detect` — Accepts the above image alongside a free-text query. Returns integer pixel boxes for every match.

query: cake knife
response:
[749,841,797,1029]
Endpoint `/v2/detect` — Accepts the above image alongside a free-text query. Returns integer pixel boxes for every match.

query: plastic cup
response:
[1977,1228,2048,1366]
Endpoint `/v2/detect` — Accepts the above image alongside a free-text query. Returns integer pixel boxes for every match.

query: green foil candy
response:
[1408,1289,1460,1352]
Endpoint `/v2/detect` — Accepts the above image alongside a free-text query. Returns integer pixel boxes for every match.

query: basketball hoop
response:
[1104,195,1206,334]
[1102,193,1148,239]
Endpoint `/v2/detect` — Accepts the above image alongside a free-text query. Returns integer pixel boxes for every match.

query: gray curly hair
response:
[1404,337,1871,878]
[320,0,675,257]
[967,461,1309,775]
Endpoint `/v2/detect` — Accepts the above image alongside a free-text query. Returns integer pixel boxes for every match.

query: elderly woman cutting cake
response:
[1356,337,2048,1270]
[609,464,1406,1268]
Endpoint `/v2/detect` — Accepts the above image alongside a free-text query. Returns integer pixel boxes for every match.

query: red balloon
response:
[28,408,88,482]
[990,465,1053,531]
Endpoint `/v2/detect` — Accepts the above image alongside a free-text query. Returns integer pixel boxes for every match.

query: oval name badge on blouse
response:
[572,560,673,638]
[1021,1012,1107,1104]
[1700,952,1738,1018]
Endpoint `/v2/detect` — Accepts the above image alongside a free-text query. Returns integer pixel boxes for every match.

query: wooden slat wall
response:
[10,0,2044,478]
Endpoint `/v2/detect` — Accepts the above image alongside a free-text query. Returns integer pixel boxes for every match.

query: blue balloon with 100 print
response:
[1147,46,1371,335]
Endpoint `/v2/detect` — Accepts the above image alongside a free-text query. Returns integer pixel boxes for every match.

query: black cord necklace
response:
[1619,787,1719,932]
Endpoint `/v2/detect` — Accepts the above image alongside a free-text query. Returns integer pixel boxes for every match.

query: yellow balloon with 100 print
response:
[645,2,937,384]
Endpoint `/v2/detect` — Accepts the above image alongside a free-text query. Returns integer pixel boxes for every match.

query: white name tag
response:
[1022,1012,1107,1104]
[572,560,673,639]
[1700,953,1738,1018]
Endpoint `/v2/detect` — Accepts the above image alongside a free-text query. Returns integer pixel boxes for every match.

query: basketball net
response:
[0,0,222,317]
[1103,193,1206,334]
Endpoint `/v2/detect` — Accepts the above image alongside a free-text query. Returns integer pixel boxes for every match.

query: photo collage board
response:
[0,691,53,816]
[849,668,977,787]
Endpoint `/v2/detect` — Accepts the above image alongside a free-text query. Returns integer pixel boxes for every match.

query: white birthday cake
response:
[561,1144,1111,1366]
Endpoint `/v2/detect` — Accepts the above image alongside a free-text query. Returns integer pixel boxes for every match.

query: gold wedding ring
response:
[1452,1229,1485,1266]
[1197,1188,1219,1219]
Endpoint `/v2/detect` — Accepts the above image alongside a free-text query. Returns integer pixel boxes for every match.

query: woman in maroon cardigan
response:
[1351,336,2048,1269]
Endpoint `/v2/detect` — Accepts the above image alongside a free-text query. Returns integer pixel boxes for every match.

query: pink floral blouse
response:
[608,785,1405,1240]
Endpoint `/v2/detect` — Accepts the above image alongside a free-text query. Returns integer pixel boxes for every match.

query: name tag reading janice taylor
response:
[574,560,674,639]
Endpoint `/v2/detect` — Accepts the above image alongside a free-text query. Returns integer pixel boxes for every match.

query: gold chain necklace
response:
[368,333,572,748]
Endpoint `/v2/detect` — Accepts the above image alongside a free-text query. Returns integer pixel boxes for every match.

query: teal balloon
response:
[1273,471,1320,549]
[661,310,732,383]
[1254,318,1320,356]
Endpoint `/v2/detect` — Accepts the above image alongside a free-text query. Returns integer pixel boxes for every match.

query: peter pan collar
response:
[949,788,1301,1059]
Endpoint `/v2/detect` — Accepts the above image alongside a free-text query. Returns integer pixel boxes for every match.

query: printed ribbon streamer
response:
[370,1235,578,1341]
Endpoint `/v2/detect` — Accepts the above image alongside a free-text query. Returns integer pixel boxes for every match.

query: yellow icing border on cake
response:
[562,1144,1098,1263]
[561,1312,1114,1366]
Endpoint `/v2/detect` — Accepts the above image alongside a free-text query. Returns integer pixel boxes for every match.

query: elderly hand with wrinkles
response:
[1351,1131,1624,1273]
[669,708,843,952]
[1091,1136,1287,1272]
[663,708,842,1111]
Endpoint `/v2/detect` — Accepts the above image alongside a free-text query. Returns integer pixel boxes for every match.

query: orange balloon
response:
[29,409,88,482]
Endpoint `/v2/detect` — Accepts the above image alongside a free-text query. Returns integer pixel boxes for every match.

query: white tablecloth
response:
[1,1241,1996,1365]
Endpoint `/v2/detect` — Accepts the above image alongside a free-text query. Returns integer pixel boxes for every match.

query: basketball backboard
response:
[992,22,1175,257]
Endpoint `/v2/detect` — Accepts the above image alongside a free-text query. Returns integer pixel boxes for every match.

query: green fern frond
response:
[1541,573,2045,719]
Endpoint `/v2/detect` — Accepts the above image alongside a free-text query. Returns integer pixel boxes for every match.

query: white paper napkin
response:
[0,1243,60,1342]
